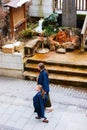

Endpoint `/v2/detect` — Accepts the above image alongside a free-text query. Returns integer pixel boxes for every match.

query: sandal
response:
[35,116,41,119]
[43,118,49,123]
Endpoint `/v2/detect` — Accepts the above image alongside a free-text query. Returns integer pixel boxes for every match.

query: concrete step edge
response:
[23,71,87,83]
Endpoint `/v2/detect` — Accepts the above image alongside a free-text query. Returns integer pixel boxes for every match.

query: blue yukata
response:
[37,69,50,93]
[33,92,48,118]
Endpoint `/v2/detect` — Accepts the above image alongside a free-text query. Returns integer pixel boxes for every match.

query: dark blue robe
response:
[37,69,50,93]
[33,92,48,118]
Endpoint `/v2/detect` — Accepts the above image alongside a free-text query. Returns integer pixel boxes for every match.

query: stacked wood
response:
[1,39,23,53]
[48,34,59,51]
[48,34,59,45]
[56,31,71,44]
[2,44,14,53]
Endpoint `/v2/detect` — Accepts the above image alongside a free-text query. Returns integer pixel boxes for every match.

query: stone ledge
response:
[0,68,23,78]
[0,52,23,78]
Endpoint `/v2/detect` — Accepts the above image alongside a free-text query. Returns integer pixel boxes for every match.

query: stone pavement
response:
[0,76,87,130]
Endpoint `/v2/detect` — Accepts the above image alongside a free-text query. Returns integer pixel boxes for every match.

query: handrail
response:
[81,15,87,35]
[80,15,87,51]
[56,0,87,11]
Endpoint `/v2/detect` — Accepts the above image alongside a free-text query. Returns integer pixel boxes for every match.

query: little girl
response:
[33,85,49,123]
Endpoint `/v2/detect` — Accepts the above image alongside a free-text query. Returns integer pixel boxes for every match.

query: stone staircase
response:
[23,59,87,87]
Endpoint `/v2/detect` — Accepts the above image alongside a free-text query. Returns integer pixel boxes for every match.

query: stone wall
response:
[0,52,23,78]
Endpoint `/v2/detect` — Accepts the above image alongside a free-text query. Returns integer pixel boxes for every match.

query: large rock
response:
[62,42,75,51]
[70,35,81,48]
[56,48,66,54]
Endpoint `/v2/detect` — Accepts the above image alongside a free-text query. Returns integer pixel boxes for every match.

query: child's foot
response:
[46,107,53,113]
[35,116,41,119]
[42,118,49,123]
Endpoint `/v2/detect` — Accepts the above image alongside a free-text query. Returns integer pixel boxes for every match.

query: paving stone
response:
[66,122,87,130]
[14,117,28,129]
[0,124,21,130]
[0,76,87,130]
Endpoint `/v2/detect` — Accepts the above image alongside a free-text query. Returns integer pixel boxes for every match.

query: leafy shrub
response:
[44,25,58,37]
[18,28,34,39]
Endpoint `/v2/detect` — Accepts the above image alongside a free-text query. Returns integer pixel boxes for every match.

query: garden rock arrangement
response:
[48,29,81,53]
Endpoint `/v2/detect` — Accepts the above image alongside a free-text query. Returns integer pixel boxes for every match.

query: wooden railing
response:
[80,15,87,51]
[55,0,87,11]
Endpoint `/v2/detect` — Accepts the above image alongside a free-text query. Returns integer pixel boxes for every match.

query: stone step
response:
[25,63,87,76]
[23,56,87,87]
[23,71,87,87]
[26,59,87,69]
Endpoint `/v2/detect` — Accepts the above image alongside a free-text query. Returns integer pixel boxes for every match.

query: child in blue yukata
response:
[33,85,49,123]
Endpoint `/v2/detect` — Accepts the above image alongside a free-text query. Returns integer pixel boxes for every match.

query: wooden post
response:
[52,0,55,12]
[62,0,76,27]
[23,4,27,29]
[10,7,14,38]
[86,0,87,10]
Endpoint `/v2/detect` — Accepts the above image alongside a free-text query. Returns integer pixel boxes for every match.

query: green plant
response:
[18,28,34,39]
[27,22,38,29]
[42,12,59,29]
[44,25,58,37]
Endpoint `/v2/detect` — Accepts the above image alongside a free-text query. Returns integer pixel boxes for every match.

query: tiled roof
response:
[4,0,30,8]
